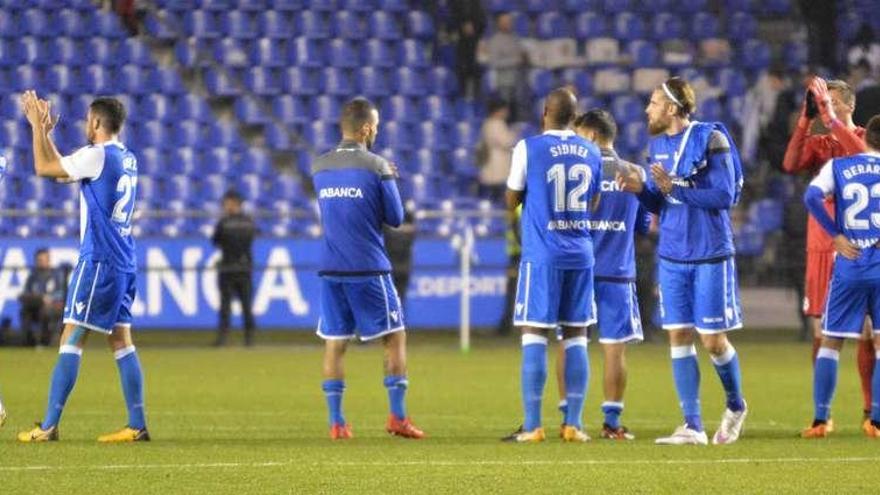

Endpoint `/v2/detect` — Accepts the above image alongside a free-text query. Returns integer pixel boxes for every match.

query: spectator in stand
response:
[781,77,875,422]
[476,98,518,204]
[478,13,527,119]
[742,67,789,166]
[18,248,65,347]
[847,26,880,77]
[449,0,487,100]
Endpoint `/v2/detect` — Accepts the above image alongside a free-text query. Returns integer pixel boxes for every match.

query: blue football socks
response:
[602,402,624,430]
[671,345,702,432]
[521,334,548,432]
[711,344,745,412]
[115,346,146,430]
[322,379,346,426]
[384,375,408,420]
[814,347,839,422]
[42,345,82,429]
[562,336,588,429]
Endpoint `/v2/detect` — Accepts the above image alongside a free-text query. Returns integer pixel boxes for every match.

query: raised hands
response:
[20,90,59,133]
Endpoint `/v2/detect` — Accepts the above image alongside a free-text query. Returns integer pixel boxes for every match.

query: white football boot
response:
[712,400,748,445]
[655,425,709,445]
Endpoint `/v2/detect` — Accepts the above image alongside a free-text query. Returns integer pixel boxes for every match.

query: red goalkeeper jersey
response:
[782,123,866,253]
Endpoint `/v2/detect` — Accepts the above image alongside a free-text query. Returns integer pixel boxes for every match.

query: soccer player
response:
[802,114,880,438]
[557,109,651,440]
[782,77,872,425]
[312,97,424,440]
[17,91,147,442]
[617,77,747,445]
[503,88,603,443]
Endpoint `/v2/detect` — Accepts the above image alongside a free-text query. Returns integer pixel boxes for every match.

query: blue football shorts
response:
[657,257,742,334]
[822,272,880,338]
[595,280,644,344]
[513,261,595,329]
[316,274,405,341]
[63,259,137,334]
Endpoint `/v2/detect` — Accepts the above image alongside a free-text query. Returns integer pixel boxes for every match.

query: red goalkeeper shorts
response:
[803,251,834,317]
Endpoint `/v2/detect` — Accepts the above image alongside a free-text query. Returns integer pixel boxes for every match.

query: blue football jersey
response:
[591,149,651,280]
[643,128,736,262]
[811,152,880,280]
[507,130,602,269]
[311,140,404,275]
[60,141,138,272]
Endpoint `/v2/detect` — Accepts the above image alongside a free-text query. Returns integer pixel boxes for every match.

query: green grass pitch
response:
[0,332,878,494]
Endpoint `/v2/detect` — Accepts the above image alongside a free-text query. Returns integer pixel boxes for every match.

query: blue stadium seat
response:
[184,11,221,38]
[201,0,235,11]
[677,0,708,11]
[394,68,426,97]
[322,68,355,96]
[227,11,258,39]
[251,38,287,68]
[0,9,19,37]
[204,67,239,96]
[485,0,518,14]
[761,0,791,16]
[563,0,600,12]
[297,11,331,39]
[357,67,391,98]
[334,11,367,40]
[749,199,783,233]
[289,37,325,68]
[735,224,764,256]
[259,11,293,39]
[537,12,571,39]
[528,70,555,98]
[343,0,376,12]
[614,12,645,41]
[511,13,531,37]
[380,121,414,152]
[694,97,722,121]
[305,0,338,12]
[652,13,684,40]
[22,9,49,36]
[604,0,634,14]
[739,39,770,70]
[417,122,451,151]
[379,0,408,12]
[691,12,720,39]
[176,94,212,122]
[727,12,757,41]
[275,95,311,125]
[621,122,647,155]
[207,122,245,150]
[400,40,429,68]
[58,9,93,38]
[283,67,319,95]
[612,95,643,124]
[306,121,340,152]
[524,0,550,13]
[628,40,659,67]
[328,39,361,68]
[135,122,165,148]
[313,95,341,121]
[370,12,401,40]
[716,68,748,96]
[413,148,441,175]
[272,0,306,10]
[424,96,455,124]
[80,65,114,93]
[266,123,293,151]
[723,0,752,11]
[365,39,396,68]
[168,146,197,175]
[430,67,457,96]
[18,37,46,67]
[174,39,205,67]
[118,39,154,66]
[561,69,592,96]
[383,96,421,124]
[45,66,73,92]
[235,97,269,124]
[137,94,172,122]
[214,39,251,67]
[201,149,232,176]
[407,12,434,40]
[152,68,186,95]
[782,41,808,71]
[246,67,282,95]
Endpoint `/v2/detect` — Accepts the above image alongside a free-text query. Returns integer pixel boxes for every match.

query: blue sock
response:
[115,346,146,430]
[602,402,624,429]
[322,379,346,425]
[558,399,568,422]
[872,353,880,424]
[42,345,82,429]
[814,348,839,422]
[521,334,548,432]
[671,345,702,432]
[711,344,745,412]
[563,337,588,429]
[383,375,408,420]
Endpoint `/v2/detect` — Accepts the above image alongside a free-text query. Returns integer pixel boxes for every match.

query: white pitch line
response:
[2,457,879,472]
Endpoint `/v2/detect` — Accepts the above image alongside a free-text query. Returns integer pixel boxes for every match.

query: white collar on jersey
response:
[866,150,880,157]
[542,129,576,137]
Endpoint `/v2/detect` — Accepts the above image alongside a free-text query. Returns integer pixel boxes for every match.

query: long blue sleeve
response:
[381,178,404,228]
[804,185,840,237]
[637,179,665,214]
[635,205,651,235]
[668,152,735,209]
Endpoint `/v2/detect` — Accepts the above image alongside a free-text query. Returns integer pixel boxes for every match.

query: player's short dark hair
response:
[544,87,577,128]
[660,77,696,118]
[34,248,49,259]
[89,97,126,134]
[223,189,242,203]
[827,80,855,107]
[866,114,880,151]
[340,97,377,134]
[573,109,618,143]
